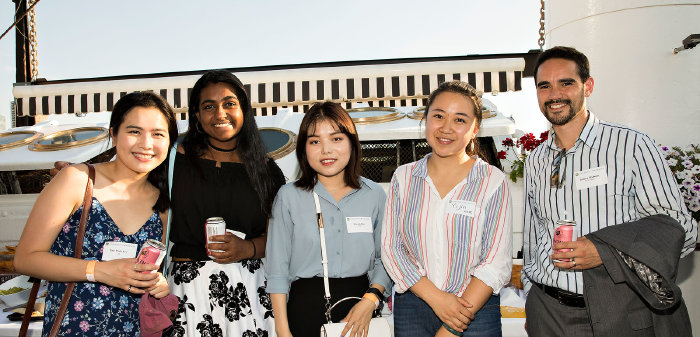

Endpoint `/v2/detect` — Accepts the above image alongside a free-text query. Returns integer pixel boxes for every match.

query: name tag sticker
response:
[574,166,608,190]
[345,217,373,233]
[448,200,476,217]
[101,241,138,261]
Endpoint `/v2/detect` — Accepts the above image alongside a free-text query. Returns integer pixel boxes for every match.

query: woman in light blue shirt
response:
[266,101,391,337]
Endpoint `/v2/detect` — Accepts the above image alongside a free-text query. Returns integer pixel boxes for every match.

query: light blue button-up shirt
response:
[266,177,391,295]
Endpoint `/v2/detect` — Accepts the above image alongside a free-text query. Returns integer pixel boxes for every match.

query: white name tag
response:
[574,166,608,190]
[448,200,476,217]
[101,241,138,261]
[345,217,373,233]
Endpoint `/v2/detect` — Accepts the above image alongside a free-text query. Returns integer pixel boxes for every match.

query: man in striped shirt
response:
[521,46,697,336]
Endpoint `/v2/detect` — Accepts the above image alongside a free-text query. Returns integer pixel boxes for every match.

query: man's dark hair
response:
[534,46,590,83]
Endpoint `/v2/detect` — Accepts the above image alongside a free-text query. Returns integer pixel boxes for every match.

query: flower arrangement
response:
[661,144,700,222]
[498,131,549,183]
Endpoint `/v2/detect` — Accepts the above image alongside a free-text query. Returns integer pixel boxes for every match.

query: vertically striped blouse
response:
[381,155,513,296]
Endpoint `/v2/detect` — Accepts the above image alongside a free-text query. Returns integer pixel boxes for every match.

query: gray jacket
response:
[583,214,692,337]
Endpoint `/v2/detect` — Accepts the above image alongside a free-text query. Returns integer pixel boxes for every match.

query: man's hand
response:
[551,236,602,270]
[50,161,72,177]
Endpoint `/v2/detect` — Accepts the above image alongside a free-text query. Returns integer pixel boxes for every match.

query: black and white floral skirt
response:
[165,259,274,337]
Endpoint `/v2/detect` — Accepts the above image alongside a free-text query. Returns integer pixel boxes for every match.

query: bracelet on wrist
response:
[362,293,380,309]
[248,240,256,259]
[85,260,97,282]
[365,287,385,303]
[442,323,463,336]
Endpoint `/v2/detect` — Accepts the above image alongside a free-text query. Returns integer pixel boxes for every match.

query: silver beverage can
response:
[205,217,226,258]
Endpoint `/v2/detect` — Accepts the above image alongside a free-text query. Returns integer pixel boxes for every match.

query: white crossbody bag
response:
[313,192,392,337]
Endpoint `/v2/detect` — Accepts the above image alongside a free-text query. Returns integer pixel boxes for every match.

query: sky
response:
[0,0,547,132]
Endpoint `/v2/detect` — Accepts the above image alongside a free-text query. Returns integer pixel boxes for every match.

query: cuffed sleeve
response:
[381,170,423,293]
[472,179,513,294]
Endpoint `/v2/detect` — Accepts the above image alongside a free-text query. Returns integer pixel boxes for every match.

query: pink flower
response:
[79,320,90,332]
[62,223,71,233]
[99,285,110,296]
[73,301,84,312]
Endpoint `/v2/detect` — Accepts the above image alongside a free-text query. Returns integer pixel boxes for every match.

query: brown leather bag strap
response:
[17,277,41,337]
[48,164,95,337]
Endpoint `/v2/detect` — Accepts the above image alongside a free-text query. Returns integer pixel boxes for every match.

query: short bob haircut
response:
[534,46,590,83]
[109,91,178,212]
[294,101,362,190]
[424,80,484,157]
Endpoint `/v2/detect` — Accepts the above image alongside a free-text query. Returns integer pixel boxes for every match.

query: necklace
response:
[207,140,237,152]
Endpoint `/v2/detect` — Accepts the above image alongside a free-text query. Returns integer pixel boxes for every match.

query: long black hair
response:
[182,70,277,215]
[109,91,178,213]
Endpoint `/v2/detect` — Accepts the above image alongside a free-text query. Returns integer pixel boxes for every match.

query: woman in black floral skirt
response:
[165,70,285,336]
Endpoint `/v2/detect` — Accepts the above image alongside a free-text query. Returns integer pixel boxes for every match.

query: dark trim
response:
[21,52,533,85]
[42,96,49,115]
[273,82,281,102]
[523,49,542,77]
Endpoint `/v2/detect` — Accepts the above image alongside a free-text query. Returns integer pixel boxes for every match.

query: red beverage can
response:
[136,239,166,273]
[205,217,226,258]
[553,220,577,262]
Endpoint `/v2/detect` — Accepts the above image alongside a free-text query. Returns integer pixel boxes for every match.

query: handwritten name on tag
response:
[448,200,476,217]
[345,217,373,233]
[574,166,608,190]
[101,241,138,261]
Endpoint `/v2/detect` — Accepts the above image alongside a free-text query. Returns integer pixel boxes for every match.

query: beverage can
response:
[553,220,577,262]
[136,239,166,273]
[205,217,226,259]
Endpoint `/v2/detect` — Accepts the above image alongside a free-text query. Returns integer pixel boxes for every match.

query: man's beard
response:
[542,92,584,126]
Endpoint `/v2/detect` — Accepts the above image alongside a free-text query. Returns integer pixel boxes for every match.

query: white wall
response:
[546,0,700,147]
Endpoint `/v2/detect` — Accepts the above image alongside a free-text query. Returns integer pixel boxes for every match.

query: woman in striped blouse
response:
[381,80,513,337]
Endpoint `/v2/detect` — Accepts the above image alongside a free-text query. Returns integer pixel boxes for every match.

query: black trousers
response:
[287,274,369,337]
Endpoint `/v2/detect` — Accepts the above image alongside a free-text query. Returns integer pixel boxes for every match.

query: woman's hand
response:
[146,272,170,298]
[427,291,474,332]
[208,233,252,263]
[94,258,159,294]
[341,298,376,337]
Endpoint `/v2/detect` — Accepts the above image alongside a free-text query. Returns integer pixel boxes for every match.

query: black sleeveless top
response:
[169,152,285,260]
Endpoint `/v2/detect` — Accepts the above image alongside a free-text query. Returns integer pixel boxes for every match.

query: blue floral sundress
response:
[43,197,163,337]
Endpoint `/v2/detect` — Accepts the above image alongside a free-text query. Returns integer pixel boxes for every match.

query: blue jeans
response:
[394,291,502,337]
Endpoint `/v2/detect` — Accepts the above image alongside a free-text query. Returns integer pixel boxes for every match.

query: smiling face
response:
[536,58,594,126]
[305,119,352,185]
[425,91,479,161]
[112,106,171,174]
[195,82,245,149]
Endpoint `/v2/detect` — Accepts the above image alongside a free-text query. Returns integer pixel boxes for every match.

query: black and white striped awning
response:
[13,53,533,119]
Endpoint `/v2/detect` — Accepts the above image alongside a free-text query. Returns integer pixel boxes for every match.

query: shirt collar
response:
[312,176,373,205]
[546,111,601,152]
[411,153,485,183]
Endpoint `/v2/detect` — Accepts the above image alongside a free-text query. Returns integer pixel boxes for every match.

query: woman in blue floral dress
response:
[15,92,178,336]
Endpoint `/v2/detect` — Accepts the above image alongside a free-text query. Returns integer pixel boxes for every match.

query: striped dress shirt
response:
[381,155,513,296]
[522,112,698,295]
